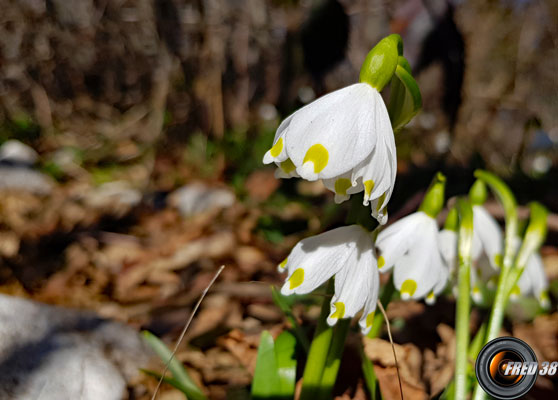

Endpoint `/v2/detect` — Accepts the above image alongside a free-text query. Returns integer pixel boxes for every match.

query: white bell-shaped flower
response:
[511,245,550,309]
[376,211,448,302]
[472,205,503,270]
[278,225,380,334]
[438,205,503,303]
[439,228,458,273]
[263,82,396,224]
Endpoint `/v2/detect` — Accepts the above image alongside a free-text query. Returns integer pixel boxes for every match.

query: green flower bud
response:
[359,34,403,91]
[469,179,487,205]
[419,172,446,218]
[444,207,459,231]
[516,202,548,268]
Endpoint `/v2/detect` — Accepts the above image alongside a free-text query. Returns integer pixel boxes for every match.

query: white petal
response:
[285,83,389,180]
[323,171,356,204]
[472,206,503,269]
[526,253,548,300]
[280,226,373,296]
[262,114,294,164]
[438,229,458,273]
[327,235,376,326]
[358,259,380,334]
[376,212,428,271]
[393,217,443,300]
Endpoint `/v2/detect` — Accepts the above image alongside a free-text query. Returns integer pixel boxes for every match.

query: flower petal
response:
[438,229,458,273]
[358,259,380,334]
[376,212,427,271]
[472,206,503,269]
[392,217,443,300]
[327,237,376,326]
[526,253,548,302]
[280,225,373,296]
[263,114,294,164]
[285,83,388,180]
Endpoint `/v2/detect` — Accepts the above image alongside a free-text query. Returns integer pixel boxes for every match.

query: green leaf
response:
[388,57,422,132]
[271,286,310,353]
[274,331,298,397]
[142,331,207,400]
[360,345,382,400]
[252,331,282,399]
[141,369,190,396]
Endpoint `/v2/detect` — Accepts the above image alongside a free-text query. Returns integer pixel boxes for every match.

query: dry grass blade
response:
[377,299,404,400]
[151,264,226,400]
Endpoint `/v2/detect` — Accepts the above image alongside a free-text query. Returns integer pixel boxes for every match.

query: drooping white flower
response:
[376,211,448,302]
[263,83,396,224]
[511,244,550,309]
[278,225,380,334]
[438,228,458,273]
[472,205,503,270]
[467,205,503,301]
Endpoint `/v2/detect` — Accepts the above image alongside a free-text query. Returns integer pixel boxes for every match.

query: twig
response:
[377,300,404,400]
[151,265,225,400]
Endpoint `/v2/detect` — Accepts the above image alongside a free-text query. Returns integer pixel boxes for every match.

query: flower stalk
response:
[454,198,473,400]
[300,280,335,400]
[472,171,517,400]
[472,170,518,344]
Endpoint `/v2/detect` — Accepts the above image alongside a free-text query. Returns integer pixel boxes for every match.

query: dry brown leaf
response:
[373,366,428,400]
[244,169,279,201]
[363,337,424,388]
[422,324,455,397]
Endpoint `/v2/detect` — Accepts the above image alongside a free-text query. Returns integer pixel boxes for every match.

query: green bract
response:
[359,34,402,91]
[388,56,423,132]
[515,202,548,269]
[469,179,487,206]
[444,206,459,231]
[419,172,446,218]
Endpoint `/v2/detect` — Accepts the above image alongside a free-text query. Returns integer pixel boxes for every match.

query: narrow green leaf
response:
[274,331,297,397]
[142,331,207,400]
[271,286,310,353]
[141,369,190,396]
[252,330,282,399]
[360,345,382,400]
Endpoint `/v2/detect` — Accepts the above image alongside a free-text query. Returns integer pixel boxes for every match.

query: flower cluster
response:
[264,35,550,336]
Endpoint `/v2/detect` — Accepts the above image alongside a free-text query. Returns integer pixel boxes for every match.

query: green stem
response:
[367,278,395,339]
[300,280,335,400]
[472,171,518,400]
[319,319,351,399]
[454,198,473,400]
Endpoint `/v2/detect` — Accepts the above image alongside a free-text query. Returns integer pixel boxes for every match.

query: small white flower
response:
[438,229,458,273]
[472,205,503,270]
[376,211,448,302]
[438,209,503,303]
[279,225,380,334]
[511,246,550,309]
[263,83,396,224]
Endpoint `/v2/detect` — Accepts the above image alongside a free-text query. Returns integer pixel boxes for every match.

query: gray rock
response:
[0,294,152,400]
[0,167,53,195]
[169,183,235,217]
[0,140,39,165]
[85,181,142,214]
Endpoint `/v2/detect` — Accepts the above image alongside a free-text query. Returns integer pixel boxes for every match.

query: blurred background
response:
[0,0,557,399]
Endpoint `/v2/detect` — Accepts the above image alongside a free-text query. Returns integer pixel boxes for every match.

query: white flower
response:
[438,209,503,304]
[511,246,550,309]
[279,225,380,334]
[438,229,458,273]
[472,205,503,270]
[263,83,396,224]
[376,211,448,302]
